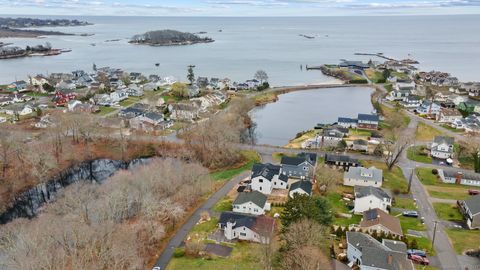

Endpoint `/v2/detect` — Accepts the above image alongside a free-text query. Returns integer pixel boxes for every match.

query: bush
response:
[173,247,185,258]
[432,169,438,175]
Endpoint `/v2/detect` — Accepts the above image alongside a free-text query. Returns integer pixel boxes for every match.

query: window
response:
[240,233,246,236]
[259,187,262,191]
[259,179,263,183]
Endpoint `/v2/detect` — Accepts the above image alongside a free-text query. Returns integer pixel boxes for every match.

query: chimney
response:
[455,172,463,185]
[387,254,393,265]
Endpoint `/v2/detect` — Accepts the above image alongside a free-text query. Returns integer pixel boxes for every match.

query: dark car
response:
[402,211,419,218]
[409,254,430,265]
[407,249,427,257]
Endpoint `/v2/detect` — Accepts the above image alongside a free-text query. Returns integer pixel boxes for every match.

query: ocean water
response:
[1,15,480,85]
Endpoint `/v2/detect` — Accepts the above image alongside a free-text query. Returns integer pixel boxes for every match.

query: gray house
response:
[458,195,480,229]
[280,152,317,180]
[324,154,360,171]
[346,232,414,270]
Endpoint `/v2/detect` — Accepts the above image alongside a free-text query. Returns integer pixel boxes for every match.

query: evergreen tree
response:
[281,194,333,228]
[187,65,195,85]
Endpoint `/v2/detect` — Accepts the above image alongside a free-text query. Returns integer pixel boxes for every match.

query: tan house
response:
[359,208,403,238]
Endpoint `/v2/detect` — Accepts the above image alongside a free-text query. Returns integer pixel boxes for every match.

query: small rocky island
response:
[130,30,214,46]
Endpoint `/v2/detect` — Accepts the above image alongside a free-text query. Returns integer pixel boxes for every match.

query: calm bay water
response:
[1,15,480,85]
[252,87,374,146]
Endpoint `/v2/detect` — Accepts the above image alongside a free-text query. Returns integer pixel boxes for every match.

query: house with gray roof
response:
[325,154,360,171]
[354,186,392,214]
[251,163,288,194]
[344,167,383,188]
[458,195,480,229]
[289,180,313,198]
[280,152,317,180]
[218,212,275,244]
[430,136,454,160]
[357,114,380,130]
[438,169,480,187]
[346,232,414,270]
[233,191,270,216]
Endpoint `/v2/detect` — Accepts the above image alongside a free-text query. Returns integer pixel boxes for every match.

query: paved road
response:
[397,117,462,270]
[152,170,251,270]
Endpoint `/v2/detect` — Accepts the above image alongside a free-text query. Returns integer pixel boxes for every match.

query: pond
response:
[251,87,375,146]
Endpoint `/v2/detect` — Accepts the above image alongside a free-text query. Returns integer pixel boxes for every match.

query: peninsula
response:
[130,29,214,46]
[0,17,91,38]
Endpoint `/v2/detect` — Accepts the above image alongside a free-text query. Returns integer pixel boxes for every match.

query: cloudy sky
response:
[1,0,480,16]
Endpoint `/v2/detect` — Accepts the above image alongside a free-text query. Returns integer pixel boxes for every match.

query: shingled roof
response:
[355,186,391,201]
[233,191,268,208]
[360,208,403,236]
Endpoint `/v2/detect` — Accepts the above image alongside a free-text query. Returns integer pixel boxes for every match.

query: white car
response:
[0,117,6,123]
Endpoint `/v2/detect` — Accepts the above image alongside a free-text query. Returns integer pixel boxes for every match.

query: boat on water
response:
[155,63,160,67]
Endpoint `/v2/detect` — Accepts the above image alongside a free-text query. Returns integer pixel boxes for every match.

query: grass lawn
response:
[167,241,263,270]
[213,197,233,213]
[406,235,435,255]
[415,265,440,270]
[119,97,141,107]
[285,129,319,148]
[391,71,410,80]
[394,197,417,210]
[365,68,386,83]
[440,124,463,133]
[446,229,480,254]
[334,215,362,227]
[210,151,260,182]
[96,106,117,116]
[361,161,408,194]
[25,92,51,97]
[416,168,472,200]
[380,104,411,129]
[392,210,426,233]
[191,217,219,235]
[407,146,433,164]
[253,92,278,105]
[348,128,372,137]
[415,122,443,142]
[384,83,393,92]
[432,203,463,222]
[162,94,182,103]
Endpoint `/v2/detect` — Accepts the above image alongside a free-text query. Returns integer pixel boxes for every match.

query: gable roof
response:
[433,135,454,145]
[355,186,391,200]
[360,208,403,236]
[289,180,313,195]
[358,114,379,122]
[345,167,383,183]
[338,117,357,123]
[251,163,281,181]
[219,211,275,235]
[463,195,480,216]
[382,239,407,253]
[233,191,268,208]
[325,154,359,165]
[281,152,317,167]
[346,232,413,270]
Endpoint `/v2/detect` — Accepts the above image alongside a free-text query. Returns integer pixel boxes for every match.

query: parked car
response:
[409,254,430,265]
[403,211,419,218]
[407,249,427,257]
[468,189,480,195]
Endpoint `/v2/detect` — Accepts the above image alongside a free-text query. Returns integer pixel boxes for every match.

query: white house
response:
[436,108,462,124]
[354,186,392,214]
[219,212,275,244]
[401,96,422,109]
[344,167,383,188]
[110,89,128,103]
[288,180,313,198]
[338,117,358,128]
[250,163,288,194]
[232,191,270,216]
[417,101,441,115]
[67,100,83,112]
[438,169,480,187]
[346,232,414,270]
[429,136,454,160]
[387,90,410,101]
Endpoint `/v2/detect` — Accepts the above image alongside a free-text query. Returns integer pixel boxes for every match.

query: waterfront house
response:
[436,108,462,124]
[429,136,454,160]
[246,79,260,89]
[416,101,441,116]
[338,117,358,128]
[438,170,480,187]
[357,114,379,130]
[218,212,275,244]
[344,167,383,188]
[358,208,403,238]
[232,191,270,216]
[126,84,144,97]
[196,77,209,88]
[250,163,288,194]
[352,139,369,152]
[387,89,410,101]
[346,232,413,270]
[320,128,345,146]
[354,186,392,214]
[458,195,480,229]
[110,89,128,103]
[30,75,49,89]
[324,154,360,171]
[288,180,313,198]
[12,80,27,92]
[401,96,422,109]
[280,152,317,180]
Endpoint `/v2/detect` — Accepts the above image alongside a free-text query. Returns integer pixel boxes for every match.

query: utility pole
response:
[408,168,414,193]
[431,220,438,251]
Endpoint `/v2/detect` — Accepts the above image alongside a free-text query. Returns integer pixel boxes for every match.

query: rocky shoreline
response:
[0,27,75,38]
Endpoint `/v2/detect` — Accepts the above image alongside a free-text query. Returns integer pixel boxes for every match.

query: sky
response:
[1,0,480,16]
